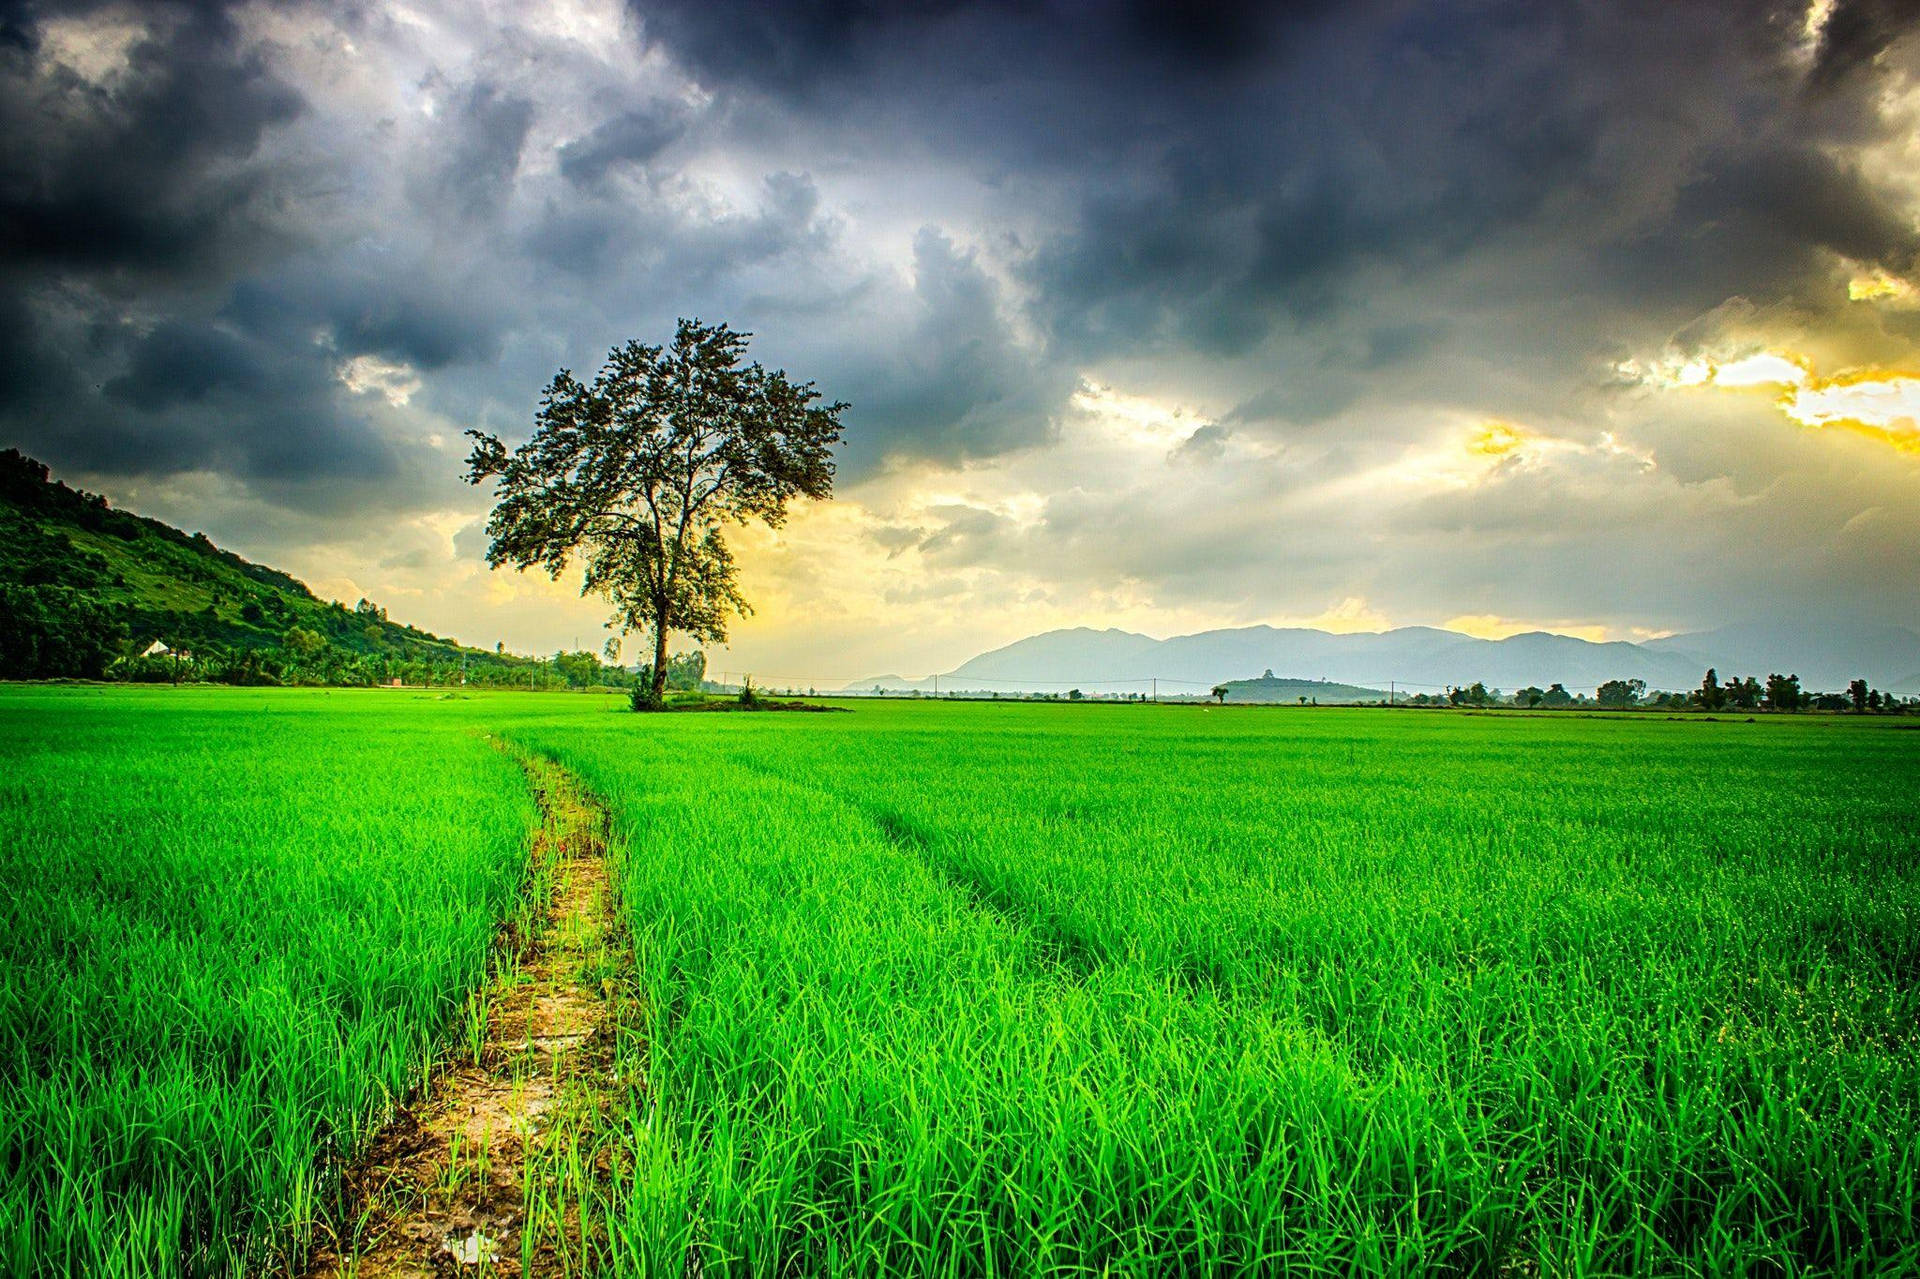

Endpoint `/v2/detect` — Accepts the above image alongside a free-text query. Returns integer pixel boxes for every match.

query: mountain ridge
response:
[850,619,1920,695]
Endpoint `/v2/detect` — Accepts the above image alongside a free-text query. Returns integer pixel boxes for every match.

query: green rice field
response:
[3,686,1917,1276]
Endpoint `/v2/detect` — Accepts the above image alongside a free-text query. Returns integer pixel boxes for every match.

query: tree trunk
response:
[647,617,670,708]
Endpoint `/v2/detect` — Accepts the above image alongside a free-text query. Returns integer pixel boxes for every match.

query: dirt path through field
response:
[305,751,630,1278]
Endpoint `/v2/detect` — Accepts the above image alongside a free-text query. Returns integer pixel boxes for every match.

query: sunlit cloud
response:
[1068,380,1217,452]
[1847,269,1916,304]
[338,355,424,406]
[1711,353,1813,388]
[1614,350,1810,391]
[1800,0,1837,55]
[1784,375,1920,451]
[1621,347,1920,453]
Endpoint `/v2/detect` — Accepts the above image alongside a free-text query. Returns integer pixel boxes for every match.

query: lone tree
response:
[465,319,845,708]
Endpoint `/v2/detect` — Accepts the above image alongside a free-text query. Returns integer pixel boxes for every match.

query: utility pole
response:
[933,673,939,698]
[1152,677,1157,703]
[1389,680,1395,706]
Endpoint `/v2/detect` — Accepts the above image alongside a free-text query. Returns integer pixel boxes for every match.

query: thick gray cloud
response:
[0,0,1917,653]
[0,1,302,279]
[556,99,690,186]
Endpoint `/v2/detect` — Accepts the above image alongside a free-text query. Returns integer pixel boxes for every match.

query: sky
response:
[3,0,1918,682]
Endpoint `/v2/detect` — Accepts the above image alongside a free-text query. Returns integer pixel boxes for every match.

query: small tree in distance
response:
[466,320,846,709]
[1764,672,1803,711]
[1596,678,1645,709]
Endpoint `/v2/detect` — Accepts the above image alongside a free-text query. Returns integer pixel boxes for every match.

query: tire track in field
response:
[716,751,1067,963]
[867,805,1098,983]
[723,751,1219,993]
[303,750,637,1279]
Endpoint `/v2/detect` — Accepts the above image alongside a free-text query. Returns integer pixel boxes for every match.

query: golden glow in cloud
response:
[1848,269,1915,304]
[1285,597,1392,634]
[1622,349,1920,452]
[1786,375,1920,451]
[1443,614,1612,643]
[1467,420,1528,456]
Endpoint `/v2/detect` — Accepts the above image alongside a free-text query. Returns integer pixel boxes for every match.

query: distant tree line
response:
[1398,668,1908,713]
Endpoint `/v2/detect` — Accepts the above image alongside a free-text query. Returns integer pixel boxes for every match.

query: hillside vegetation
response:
[0,450,535,683]
[1216,674,1388,703]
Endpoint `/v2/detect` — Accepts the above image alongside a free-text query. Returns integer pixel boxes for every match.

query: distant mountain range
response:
[851,620,1920,697]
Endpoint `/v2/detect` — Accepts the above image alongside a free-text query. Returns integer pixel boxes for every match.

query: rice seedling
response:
[0,687,545,1276]
[507,702,1920,1277]
[6,689,1916,1277]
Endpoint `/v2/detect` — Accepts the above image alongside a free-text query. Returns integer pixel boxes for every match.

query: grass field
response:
[0,689,540,1275]
[3,689,1917,1276]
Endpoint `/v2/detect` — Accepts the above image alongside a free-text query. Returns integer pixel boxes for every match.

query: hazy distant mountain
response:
[848,620,1920,696]
[1645,621,1920,692]
[849,674,930,692]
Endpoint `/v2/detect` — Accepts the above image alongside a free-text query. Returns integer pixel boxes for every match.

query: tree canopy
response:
[465,320,846,707]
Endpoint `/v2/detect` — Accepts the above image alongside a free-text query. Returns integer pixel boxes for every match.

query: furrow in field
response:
[726,749,1223,994]
[304,752,636,1279]
[867,805,1096,984]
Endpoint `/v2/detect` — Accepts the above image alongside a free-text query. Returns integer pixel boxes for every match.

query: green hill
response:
[1214,674,1388,704]
[0,448,536,683]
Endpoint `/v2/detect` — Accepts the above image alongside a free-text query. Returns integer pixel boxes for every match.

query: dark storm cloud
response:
[629,0,1916,399]
[1807,0,1920,91]
[632,0,1341,100]
[1,0,1918,617]
[0,0,302,279]
[422,81,536,221]
[6,299,395,488]
[557,99,690,186]
[0,0,387,497]
[103,318,273,410]
[1590,143,1920,314]
[834,227,1073,467]
[226,262,508,372]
